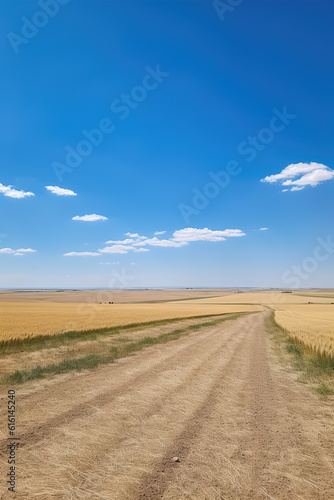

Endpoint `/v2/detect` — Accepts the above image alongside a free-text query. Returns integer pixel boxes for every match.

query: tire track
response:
[74,313,253,495]
[131,312,262,499]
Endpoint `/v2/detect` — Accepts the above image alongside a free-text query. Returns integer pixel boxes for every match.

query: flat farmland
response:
[0,300,260,342]
[0,288,231,303]
[1,311,334,499]
[0,290,334,499]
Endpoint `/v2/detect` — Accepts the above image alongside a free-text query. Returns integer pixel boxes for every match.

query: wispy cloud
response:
[0,247,37,255]
[154,230,166,235]
[259,227,268,231]
[0,183,35,199]
[64,251,101,256]
[172,228,245,242]
[99,245,149,254]
[99,227,245,254]
[45,186,77,196]
[105,238,146,245]
[65,228,246,256]
[72,214,108,222]
[133,237,187,248]
[99,244,134,254]
[125,232,142,238]
[261,162,334,191]
[98,261,123,265]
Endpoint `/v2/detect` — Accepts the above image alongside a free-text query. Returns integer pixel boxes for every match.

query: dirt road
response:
[1,312,333,499]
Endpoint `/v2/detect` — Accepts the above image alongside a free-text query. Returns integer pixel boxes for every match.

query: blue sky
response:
[1,0,333,288]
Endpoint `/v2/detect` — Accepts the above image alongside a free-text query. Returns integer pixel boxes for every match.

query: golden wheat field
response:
[188,291,334,357]
[0,300,261,342]
[1,290,334,357]
[274,305,334,356]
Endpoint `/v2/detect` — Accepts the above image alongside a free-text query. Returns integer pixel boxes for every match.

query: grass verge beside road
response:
[266,312,334,397]
[0,312,247,357]
[3,313,244,384]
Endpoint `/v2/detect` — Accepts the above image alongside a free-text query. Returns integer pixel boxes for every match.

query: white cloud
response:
[98,227,245,254]
[125,232,141,238]
[283,169,334,189]
[72,214,108,222]
[261,162,334,191]
[98,244,134,254]
[16,248,37,253]
[135,237,187,248]
[0,247,37,254]
[0,183,35,199]
[64,251,101,256]
[154,230,166,235]
[259,227,268,231]
[45,186,77,196]
[105,234,148,246]
[105,238,138,245]
[172,228,245,242]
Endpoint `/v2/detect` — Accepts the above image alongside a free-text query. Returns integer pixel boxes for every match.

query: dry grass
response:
[0,301,259,342]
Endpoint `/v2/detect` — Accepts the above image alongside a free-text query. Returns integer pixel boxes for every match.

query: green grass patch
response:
[5,353,115,384]
[3,313,245,385]
[314,384,334,397]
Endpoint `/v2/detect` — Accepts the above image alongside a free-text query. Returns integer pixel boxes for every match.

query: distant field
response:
[1,290,334,357]
[0,288,232,303]
[190,290,332,305]
[0,300,261,342]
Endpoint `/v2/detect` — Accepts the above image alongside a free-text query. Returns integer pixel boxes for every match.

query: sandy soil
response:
[0,312,333,499]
